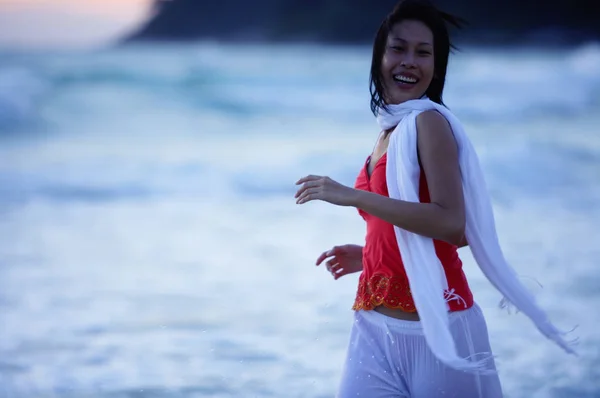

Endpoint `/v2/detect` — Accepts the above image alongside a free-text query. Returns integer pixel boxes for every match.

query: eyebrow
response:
[390,37,433,46]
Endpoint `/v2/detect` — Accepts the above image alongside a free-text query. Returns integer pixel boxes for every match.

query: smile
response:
[393,74,419,84]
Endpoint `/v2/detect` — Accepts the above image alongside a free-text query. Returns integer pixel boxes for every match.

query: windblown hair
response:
[369,0,466,115]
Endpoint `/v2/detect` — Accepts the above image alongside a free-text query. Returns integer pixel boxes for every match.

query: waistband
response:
[355,302,481,334]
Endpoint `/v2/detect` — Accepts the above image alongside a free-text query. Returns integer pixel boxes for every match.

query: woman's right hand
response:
[316,244,364,280]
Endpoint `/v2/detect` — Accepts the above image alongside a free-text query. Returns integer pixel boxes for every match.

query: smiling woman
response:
[293,0,579,397]
[0,0,152,48]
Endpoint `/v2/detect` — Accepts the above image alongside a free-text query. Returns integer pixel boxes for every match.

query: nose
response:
[401,52,416,68]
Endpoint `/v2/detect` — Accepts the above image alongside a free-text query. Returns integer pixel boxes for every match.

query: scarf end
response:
[549,324,580,356]
[498,296,580,356]
[498,297,519,314]
[442,352,498,375]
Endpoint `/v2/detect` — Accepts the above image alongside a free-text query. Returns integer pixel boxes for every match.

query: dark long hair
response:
[369,0,466,115]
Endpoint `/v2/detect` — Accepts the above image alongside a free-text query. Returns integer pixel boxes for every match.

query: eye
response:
[418,50,432,55]
[390,45,404,52]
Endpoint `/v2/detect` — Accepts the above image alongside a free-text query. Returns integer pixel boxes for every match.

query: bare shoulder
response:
[416,110,453,139]
[415,110,458,156]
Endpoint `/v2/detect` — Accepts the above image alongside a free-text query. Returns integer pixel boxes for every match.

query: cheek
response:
[381,53,394,72]
[421,61,435,83]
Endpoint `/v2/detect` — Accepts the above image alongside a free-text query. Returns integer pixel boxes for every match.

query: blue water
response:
[0,42,599,398]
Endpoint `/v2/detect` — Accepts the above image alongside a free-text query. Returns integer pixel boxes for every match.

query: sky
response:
[0,0,154,49]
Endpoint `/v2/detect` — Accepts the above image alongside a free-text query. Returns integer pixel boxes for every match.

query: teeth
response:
[394,75,417,84]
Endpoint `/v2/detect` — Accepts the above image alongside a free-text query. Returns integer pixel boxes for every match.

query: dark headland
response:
[125,0,600,47]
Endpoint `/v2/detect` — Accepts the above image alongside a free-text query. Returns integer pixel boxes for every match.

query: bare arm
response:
[349,110,466,246]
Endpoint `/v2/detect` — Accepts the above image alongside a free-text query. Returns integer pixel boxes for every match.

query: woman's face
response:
[380,19,435,105]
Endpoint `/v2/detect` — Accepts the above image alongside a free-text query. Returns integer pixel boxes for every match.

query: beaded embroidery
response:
[352,273,470,312]
[352,273,417,312]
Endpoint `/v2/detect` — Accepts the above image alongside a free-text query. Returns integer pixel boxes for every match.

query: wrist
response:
[348,188,367,208]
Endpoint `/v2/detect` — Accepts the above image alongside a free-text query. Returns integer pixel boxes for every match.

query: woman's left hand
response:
[295,175,358,206]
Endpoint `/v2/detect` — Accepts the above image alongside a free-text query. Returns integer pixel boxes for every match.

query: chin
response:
[391,93,423,104]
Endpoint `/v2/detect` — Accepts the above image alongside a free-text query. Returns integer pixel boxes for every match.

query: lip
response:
[394,71,420,80]
[392,71,420,90]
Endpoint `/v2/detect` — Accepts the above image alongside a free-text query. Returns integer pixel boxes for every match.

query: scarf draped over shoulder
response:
[376,97,577,371]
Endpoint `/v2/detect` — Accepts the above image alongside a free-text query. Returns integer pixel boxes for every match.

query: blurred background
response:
[0,1,599,397]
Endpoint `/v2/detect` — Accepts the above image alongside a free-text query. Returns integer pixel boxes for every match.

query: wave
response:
[446,42,600,121]
[2,131,597,213]
[0,67,47,130]
[0,42,599,130]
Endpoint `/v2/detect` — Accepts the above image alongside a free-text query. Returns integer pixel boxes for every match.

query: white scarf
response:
[377,97,577,372]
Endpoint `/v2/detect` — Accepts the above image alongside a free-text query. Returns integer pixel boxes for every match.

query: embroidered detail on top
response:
[352,274,417,312]
[443,287,468,309]
[353,274,470,312]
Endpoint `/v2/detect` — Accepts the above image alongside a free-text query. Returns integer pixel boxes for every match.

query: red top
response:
[352,152,474,313]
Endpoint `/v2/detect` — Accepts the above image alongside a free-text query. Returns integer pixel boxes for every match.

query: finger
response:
[326,262,340,273]
[297,193,316,204]
[296,188,320,204]
[295,175,320,185]
[329,245,343,256]
[333,268,348,280]
[294,187,304,199]
[326,258,339,268]
[316,246,340,265]
[294,180,321,198]
[295,175,322,185]
[303,181,322,189]
[316,250,333,265]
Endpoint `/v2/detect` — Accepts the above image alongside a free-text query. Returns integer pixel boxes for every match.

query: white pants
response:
[336,303,503,398]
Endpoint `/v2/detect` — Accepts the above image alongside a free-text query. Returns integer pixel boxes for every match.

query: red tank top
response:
[353,152,474,313]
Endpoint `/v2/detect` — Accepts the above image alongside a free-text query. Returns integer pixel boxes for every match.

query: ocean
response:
[0,41,599,397]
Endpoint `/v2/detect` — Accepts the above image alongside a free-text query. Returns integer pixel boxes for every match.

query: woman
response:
[294,0,574,397]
